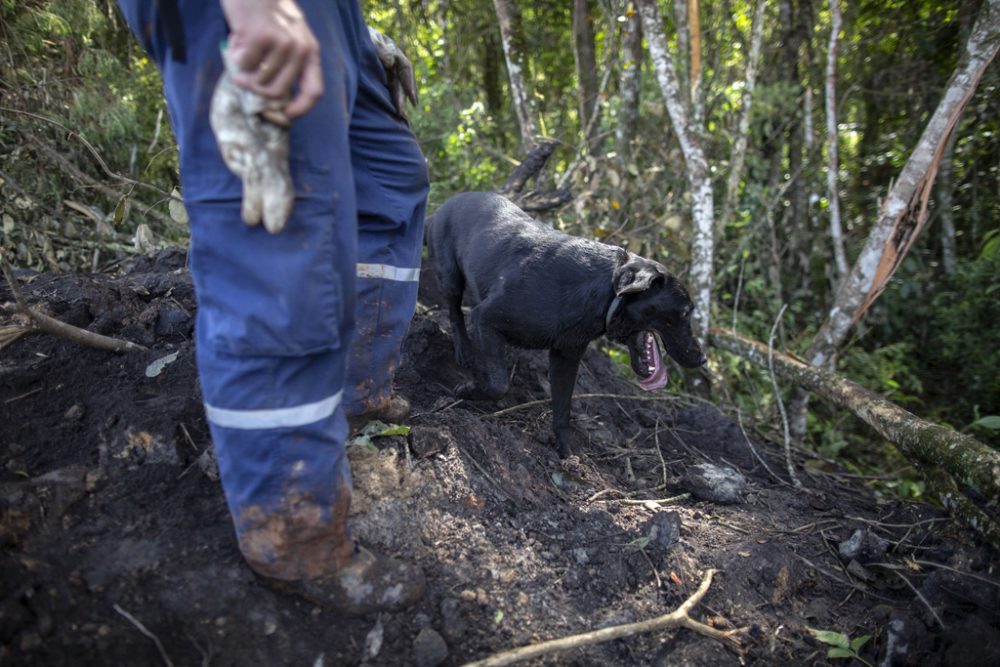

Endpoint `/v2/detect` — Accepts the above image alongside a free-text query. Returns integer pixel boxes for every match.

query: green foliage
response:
[809,627,874,666]
[1,0,178,271]
[878,235,1000,448]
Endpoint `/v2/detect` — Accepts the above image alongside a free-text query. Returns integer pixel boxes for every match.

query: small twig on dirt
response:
[410,397,464,420]
[767,304,800,488]
[913,559,1000,588]
[486,392,680,418]
[640,548,663,589]
[178,423,199,452]
[460,569,743,667]
[710,518,750,535]
[1,255,148,353]
[793,554,895,603]
[654,416,669,490]
[844,516,949,530]
[457,446,520,505]
[113,604,174,667]
[597,493,691,507]
[4,386,43,404]
[870,563,945,629]
[735,409,788,486]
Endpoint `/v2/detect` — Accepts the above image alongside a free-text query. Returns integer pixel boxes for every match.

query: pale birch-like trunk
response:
[789,0,1000,443]
[720,0,768,229]
[688,0,703,125]
[638,0,714,347]
[493,0,539,150]
[938,129,959,275]
[617,6,643,161]
[825,0,848,278]
[573,0,600,153]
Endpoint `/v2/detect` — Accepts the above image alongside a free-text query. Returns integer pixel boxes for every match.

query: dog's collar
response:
[605,294,623,332]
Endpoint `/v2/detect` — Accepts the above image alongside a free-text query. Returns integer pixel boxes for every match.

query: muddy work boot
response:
[347,393,412,434]
[271,544,425,615]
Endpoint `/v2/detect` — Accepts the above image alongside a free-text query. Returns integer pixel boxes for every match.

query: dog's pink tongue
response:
[637,339,669,391]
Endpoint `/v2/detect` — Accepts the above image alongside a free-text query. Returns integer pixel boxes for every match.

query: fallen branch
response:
[2,256,148,354]
[461,569,743,667]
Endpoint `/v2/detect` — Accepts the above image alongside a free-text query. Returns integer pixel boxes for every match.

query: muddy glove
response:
[367,26,418,120]
[209,48,295,234]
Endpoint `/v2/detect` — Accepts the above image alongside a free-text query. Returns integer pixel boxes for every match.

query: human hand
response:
[367,26,418,120]
[220,0,323,119]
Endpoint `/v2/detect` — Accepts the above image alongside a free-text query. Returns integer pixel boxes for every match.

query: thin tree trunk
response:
[638,0,714,347]
[493,0,539,150]
[483,30,504,117]
[688,0,703,124]
[938,129,959,275]
[789,0,1000,442]
[672,0,691,105]
[573,0,601,153]
[617,6,643,161]
[825,0,848,278]
[720,0,768,229]
[712,326,1000,547]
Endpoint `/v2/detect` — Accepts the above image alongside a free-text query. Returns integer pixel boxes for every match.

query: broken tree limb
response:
[709,327,1000,519]
[461,569,743,667]
[1,256,148,354]
[496,139,559,196]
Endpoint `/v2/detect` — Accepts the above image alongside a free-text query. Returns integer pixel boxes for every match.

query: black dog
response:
[427,192,705,457]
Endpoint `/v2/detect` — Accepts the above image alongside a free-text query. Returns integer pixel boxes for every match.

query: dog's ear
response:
[613,260,660,295]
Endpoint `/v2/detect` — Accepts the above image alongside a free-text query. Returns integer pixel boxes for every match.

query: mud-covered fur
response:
[428,192,705,457]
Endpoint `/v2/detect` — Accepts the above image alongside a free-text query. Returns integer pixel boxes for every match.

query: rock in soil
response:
[682,463,747,504]
[412,627,448,667]
[838,528,889,563]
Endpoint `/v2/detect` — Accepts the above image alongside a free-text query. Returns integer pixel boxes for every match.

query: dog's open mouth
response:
[628,331,669,391]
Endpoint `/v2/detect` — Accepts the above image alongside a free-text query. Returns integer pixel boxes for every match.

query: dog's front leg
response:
[549,347,585,458]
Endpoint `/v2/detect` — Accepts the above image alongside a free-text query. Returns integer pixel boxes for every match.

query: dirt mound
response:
[1,250,998,666]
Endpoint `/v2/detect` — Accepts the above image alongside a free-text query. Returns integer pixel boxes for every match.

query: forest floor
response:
[1,249,998,666]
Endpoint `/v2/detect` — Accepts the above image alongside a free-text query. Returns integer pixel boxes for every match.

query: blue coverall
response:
[116,0,428,580]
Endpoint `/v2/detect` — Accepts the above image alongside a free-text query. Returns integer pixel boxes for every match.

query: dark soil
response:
[2,249,998,666]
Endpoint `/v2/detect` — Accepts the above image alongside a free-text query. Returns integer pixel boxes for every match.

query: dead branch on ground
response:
[1,255,148,354]
[461,569,743,667]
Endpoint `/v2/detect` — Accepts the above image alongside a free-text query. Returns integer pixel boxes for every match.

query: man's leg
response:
[115,0,422,609]
[343,28,429,426]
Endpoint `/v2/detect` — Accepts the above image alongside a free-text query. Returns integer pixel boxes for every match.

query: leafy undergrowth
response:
[1,250,998,666]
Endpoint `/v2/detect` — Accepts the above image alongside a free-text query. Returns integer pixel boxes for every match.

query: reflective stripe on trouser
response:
[344,51,428,417]
[115,0,424,580]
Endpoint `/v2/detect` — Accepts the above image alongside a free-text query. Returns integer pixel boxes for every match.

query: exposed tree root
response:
[461,569,745,667]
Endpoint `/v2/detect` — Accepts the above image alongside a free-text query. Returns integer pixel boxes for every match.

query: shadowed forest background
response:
[1,0,998,505]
